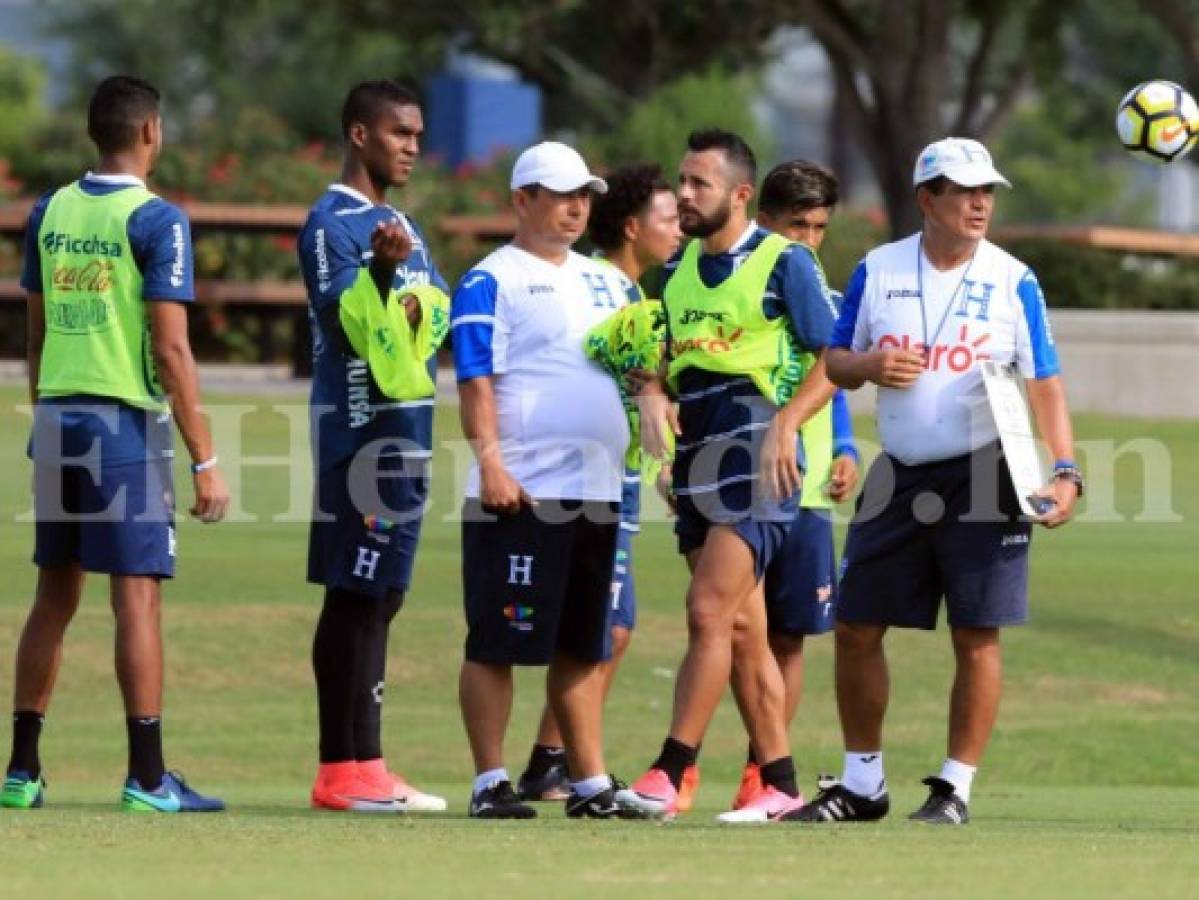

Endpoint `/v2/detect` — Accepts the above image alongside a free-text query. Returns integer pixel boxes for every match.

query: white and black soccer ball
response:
[1116,80,1199,163]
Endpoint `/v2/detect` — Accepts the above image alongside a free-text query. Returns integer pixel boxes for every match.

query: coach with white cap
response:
[450,141,661,820]
[785,137,1082,826]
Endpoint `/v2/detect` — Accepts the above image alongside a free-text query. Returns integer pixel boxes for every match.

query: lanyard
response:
[916,235,978,353]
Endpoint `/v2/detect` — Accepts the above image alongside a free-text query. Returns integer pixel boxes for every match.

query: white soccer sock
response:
[473,768,509,796]
[842,751,886,798]
[939,758,976,803]
[571,774,611,799]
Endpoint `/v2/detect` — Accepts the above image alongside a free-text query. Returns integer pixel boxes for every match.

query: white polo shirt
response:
[831,234,1060,465]
[450,244,630,501]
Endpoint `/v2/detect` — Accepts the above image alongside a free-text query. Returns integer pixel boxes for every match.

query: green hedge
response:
[997,239,1199,311]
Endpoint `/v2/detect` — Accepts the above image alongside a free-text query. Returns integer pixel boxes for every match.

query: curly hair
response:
[588,163,672,253]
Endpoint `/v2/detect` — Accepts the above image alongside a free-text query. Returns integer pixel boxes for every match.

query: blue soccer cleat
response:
[121,771,225,813]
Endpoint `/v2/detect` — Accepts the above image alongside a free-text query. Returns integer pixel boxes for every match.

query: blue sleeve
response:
[831,261,868,349]
[451,269,499,381]
[1017,269,1061,379]
[18,191,55,293]
[774,245,837,350]
[297,212,362,314]
[128,199,194,301]
[831,390,857,459]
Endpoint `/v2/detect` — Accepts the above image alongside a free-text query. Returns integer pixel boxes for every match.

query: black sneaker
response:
[517,763,571,801]
[469,780,537,819]
[908,776,969,825]
[779,775,890,823]
[565,777,662,820]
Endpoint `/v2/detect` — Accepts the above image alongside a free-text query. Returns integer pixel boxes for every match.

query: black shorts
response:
[837,442,1032,631]
[307,455,428,600]
[462,499,618,666]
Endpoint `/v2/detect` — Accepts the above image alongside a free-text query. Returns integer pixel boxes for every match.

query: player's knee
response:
[950,626,1000,662]
[835,621,885,655]
[768,630,804,661]
[685,596,736,642]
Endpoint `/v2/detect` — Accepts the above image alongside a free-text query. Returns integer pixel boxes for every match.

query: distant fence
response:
[3,203,1199,404]
[0,202,518,375]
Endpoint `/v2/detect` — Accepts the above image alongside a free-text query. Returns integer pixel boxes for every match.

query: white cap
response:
[510,141,608,194]
[913,137,1011,189]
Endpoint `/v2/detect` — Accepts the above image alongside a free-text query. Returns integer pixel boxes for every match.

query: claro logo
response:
[878,325,991,373]
[670,324,745,355]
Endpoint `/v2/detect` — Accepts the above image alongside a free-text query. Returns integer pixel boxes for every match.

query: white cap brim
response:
[934,163,1011,189]
[513,172,608,194]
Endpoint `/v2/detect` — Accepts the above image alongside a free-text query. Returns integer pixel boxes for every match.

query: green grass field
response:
[0,386,1196,898]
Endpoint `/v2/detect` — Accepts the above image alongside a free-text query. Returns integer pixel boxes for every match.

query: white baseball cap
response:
[913,137,1011,189]
[510,141,608,194]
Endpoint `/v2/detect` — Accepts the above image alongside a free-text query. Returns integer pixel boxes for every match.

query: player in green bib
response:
[4,76,229,814]
[727,160,861,809]
[630,130,841,822]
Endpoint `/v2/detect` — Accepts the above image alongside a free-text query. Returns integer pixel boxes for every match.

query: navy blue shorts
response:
[34,458,176,577]
[609,524,637,631]
[307,455,427,600]
[462,499,618,666]
[763,506,837,636]
[675,511,789,583]
[837,442,1032,631]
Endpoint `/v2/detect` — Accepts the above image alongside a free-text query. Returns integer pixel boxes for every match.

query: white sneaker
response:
[715,785,805,824]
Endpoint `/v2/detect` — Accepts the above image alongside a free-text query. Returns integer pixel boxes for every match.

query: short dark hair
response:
[588,163,672,253]
[686,128,757,186]
[916,175,951,195]
[87,75,160,154]
[759,160,839,217]
[341,80,421,138]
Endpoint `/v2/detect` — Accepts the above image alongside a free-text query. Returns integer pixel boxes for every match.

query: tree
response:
[798,0,1079,237]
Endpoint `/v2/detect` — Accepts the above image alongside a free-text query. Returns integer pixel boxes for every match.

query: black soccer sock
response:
[312,588,371,764]
[523,743,567,778]
[651,737,698,790]
[759,756,799,798]
[746,743,757,766]
[353,590,404,762]
[8,710,44,778]
[126,716,165,791]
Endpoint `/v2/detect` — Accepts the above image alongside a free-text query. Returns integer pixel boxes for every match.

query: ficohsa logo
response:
[41,231,123,257]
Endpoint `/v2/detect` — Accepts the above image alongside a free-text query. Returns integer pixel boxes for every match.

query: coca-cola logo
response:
[878,324,992,373]
[51,260,116,294]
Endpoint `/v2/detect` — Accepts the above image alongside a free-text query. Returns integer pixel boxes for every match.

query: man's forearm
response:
[1027,375,1076,462]
[458,376,502,467]
[779,352,838,429]
[155,342,214,465]
[826,347,875,389]
[25,292,44,407]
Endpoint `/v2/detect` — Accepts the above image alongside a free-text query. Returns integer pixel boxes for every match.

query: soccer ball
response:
[1116,80,1199,163]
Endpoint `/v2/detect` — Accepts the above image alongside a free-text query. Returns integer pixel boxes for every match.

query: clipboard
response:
[979,360,1051,517]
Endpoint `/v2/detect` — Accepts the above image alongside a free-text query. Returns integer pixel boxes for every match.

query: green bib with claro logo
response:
[664,231,810,407]
[37,181,165,410]
[799,378,834,509]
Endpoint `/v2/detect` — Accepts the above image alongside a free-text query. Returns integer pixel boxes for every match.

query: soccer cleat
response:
[676,764,700,813]
[516,762,571,802]
[629,768,679,818]
[716,785,805,823]
[908,776,970,825]
[611,776,669,819]
[731,762,761,810]
[122,771,225,813]
[469,779,537,819]
[565,782,636,819]
[357,759,447,812]
[779,775,890,823]
[311,762,401,813]
[1,770,45,809]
